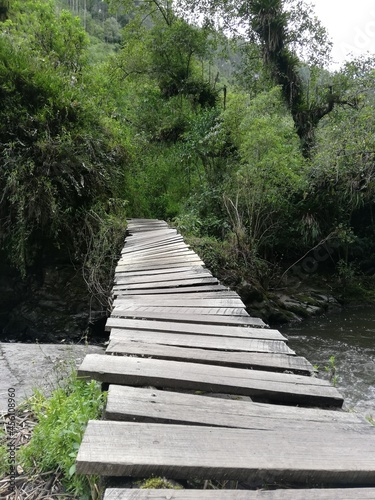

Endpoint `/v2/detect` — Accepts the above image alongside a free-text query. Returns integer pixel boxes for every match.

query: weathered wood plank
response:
[104,386,363,427]
[114,266,203,277]
[118,256,205,268]
[106,341,312,373]
[121,247,190,258]
[116,260,205,272]
[114,292,240,300]
[124,237,184,250]
[112,277,218,289]
[114,272,213,285]
[113,285,229,295]
[125,233,180,244]
[113,305,249,317]
[127,225,171,232]
[113,298,245,308]
[76,421,375,483]
[127,227,177,236]
[103,488,375,500]
[122,238,185,253]
[78,354,343,406]
[108,329,294,354]
[105,318,285,341]
[119,251,199,265]
[122,247,195,258]
[110,309,265,327]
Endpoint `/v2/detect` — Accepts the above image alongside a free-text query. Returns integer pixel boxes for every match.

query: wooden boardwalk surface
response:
[76,219,375,498]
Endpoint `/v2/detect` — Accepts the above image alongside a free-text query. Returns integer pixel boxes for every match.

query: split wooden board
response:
[104,317,285,341]
[113,305,249,317]
[103,488,375,499]
[78,354,343,406]
[76,421,375,485]
[106,340,311,373]
[114,272,215,285]
[110,309,266,327]
[105,385,356,427]
[113,285,230,295]
[108,329,294,354]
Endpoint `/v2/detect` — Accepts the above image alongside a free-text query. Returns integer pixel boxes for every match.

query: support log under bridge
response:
[76,219,375,499]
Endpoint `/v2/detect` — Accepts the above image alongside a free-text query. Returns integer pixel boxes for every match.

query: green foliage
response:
[19,372,106,498]
[224,87,306,256]
[114,4,218,105]
[138,477,183,489]
[0,429,9,477]
[324,355,337,387]
[8,0,89,72]
[0,3,128,275]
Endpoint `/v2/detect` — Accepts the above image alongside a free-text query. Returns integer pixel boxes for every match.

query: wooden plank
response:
[114,272,213,285]
[110,309,266,327]
[121,250,197,262]
[113,305,249,317]
[127,228,177,237]
[76,421,375,483]
[103,488,375,500]
[78,354,343,406]
[114,266,203,277]
[106,340,312,373]
[127,222,169,228]
[121,240,191,255]
[104,386,362,427]
[118,255,204,266]
[125,233,180,244]
[112,277,218,289]
[123,238,184,251]
[113,285,229,295]
[114,292,240,300]
[121,248,190,259]
[119,251,199,264]
[116,260,205,273]
[113,298,245,308]
[122,238,185,253]
[118,257,204,267]
[105,318,285,341]
[108,329,294,354]
[127,224,168,229]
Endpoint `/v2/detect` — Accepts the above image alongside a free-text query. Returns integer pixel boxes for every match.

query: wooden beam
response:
[108,329,293,354]
[102,488,375,499]
[105,386,356,427]
[78,354,343,407]
[76,421,375,484]
[105,340,311,373]
[110,310,265,327]
[104,317,285,341]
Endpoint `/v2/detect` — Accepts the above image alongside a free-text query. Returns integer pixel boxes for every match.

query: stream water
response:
[280,306,375,419]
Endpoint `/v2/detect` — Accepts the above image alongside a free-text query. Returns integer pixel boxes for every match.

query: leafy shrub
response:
[0,24,128,275]
[19,372,106,498]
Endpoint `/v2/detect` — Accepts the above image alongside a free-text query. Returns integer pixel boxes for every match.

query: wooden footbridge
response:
[76,219,375,499]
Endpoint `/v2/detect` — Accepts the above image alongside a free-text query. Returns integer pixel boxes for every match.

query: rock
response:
[243,285,341,327]
[0,343,105,413]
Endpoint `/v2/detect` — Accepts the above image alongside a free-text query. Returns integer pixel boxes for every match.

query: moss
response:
[138,477,183,489]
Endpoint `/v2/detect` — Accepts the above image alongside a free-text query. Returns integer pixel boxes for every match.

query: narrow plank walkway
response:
[76,219,375,499]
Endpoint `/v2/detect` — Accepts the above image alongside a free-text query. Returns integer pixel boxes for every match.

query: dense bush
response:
[0,1,128,277]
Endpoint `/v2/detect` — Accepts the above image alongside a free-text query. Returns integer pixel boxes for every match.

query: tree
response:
[0,0,128,274]
[176,0,348,158]
[112,0,218,106]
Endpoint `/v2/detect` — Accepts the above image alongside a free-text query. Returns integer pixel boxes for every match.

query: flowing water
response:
[280,307,375,419]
